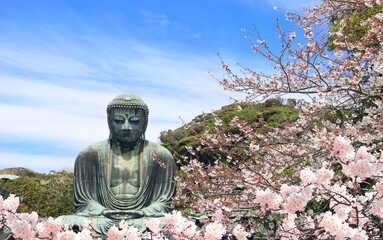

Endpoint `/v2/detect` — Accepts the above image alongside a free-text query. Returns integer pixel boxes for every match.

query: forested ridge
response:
[160,98,300,166]
[0,168,73,218]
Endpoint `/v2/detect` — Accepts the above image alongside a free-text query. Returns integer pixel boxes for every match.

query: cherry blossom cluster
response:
[174,0,383,239]
[1,194,94,240]
[0,194,253,239]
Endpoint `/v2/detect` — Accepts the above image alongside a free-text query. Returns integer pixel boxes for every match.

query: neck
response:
[111,138,142,153]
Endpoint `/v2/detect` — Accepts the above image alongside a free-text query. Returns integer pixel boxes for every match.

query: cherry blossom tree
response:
[175,0,383,239]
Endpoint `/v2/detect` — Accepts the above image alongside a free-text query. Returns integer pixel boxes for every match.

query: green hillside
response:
[0,168,74,217]
[160,98,300,166]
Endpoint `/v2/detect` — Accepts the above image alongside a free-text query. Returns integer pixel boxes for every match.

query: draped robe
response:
[60,139,177,235]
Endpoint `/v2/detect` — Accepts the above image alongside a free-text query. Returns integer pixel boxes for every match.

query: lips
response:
[120,132,133,137]
[120,130,140,137]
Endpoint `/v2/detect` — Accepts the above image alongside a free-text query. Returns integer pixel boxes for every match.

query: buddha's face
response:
[108,108,145,143]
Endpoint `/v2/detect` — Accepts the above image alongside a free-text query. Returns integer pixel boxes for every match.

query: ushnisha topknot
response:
[107,93,149,132]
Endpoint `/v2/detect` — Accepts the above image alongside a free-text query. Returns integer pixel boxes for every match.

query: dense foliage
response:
[160,98,299,166]
[327,4,383,51]
[0,168,74,218]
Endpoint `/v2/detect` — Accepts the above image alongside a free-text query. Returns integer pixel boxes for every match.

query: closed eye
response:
[129,120,140,125]
[114,119,124,124]
[129,117,140,122]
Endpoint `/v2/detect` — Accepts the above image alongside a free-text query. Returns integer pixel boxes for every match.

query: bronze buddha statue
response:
[59,93,177,235]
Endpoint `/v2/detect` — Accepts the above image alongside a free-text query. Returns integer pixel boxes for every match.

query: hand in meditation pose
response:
[59,94,177,235]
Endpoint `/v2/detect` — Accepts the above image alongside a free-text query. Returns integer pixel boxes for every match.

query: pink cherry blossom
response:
[232,225,250,240]
[107,226,123,240]
[56,230,76,240]
[332,136,355,163]
[300,168,316,185]
[316,168,334,185]
[3,194,19,212]
[145,217,162,235]
[256,188,282,212]
[204,221,226,240]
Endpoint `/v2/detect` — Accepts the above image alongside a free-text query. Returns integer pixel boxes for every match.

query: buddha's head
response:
[107,93,149,144]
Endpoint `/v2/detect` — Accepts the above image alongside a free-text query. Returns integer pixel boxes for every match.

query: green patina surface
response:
[58,94,177,236]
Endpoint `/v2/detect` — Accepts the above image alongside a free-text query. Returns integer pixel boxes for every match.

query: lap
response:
[57,214,166,235]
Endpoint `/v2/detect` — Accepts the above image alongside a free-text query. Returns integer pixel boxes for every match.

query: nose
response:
[122,121,132,130]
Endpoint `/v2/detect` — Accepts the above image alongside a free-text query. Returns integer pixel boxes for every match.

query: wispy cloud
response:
[191,33,201,39]
[140,9,170,27]
[0,103,108,146]
[0,25,231,173]
[0,47,96,78]
[0,152,74,173]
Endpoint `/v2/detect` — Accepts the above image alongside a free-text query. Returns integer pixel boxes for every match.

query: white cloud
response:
[0,152,74,173]
[0,28,233,173]
[0,76,115,116]
[140,9,170,27]
[0,46,96,77]
[0,78,228,145]
[0,103,108,147]
[192,33,201,39]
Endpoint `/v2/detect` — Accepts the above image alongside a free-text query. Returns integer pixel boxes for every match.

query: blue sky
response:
[0,0,317,173]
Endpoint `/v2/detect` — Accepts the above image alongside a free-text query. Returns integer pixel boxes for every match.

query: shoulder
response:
[87,140,109,150]
[76,140,109,162]
[144,140,176,170]
[144,140,174,159]
[144,140,170,153]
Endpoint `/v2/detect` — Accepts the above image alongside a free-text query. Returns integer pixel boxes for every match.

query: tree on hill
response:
[0,169,74,218]
[0,167,42,178]
[161,98,299,166]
